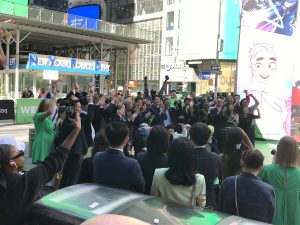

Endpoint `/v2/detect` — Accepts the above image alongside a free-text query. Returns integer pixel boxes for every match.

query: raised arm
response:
[144,76,150,98]
[248,93,260,109]
[158,75,169,97]
[60,112,81,150]
[240,128,254,150]
[40,100,55,120]
[25,113,81,203]
[255,108,261,119]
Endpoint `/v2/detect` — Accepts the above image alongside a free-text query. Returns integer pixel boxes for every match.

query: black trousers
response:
[59,154,83,189]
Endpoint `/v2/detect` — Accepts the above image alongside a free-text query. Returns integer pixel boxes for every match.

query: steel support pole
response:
[100,42,104,93]
[126,47,129,83]
[32,73,36,97]
[5,35,10,95]
[115,50,118,89]
[14,29,20,99]
[214,0,222,100]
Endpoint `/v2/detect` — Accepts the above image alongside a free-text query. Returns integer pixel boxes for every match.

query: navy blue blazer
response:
[148,105,167,126]
[219,172,275,223]
[194,147,220,209]
[137,151,168,195]
[94,149,145,193]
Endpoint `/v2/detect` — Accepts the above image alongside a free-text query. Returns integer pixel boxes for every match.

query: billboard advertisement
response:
[237,0,299,140]
[67,5,101,31]
[241,0,298,36]
[179,0,219,60]
[179,0,240,60]
[27,54,110,75]
[16,99,41,124]
[0,0,28,18]
[220,0,240,60]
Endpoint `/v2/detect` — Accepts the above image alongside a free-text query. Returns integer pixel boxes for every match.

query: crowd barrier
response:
[0,99,42,124]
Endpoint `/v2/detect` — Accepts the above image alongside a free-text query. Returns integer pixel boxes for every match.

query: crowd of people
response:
[0,73,300,225]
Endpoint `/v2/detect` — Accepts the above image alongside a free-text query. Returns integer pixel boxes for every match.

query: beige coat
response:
[150,168,206,207]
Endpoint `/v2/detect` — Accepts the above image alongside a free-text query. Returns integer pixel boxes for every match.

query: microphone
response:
[271,149,276,155]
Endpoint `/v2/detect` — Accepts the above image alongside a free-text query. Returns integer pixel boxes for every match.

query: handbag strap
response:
[234,175,239,216]
[191,181,196,206]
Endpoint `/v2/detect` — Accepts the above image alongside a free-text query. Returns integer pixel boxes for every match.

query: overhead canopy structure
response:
[0,4,153,49]
[0,3,153,97]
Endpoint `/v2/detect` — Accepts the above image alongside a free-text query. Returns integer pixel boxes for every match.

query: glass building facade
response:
[107,0,163,90]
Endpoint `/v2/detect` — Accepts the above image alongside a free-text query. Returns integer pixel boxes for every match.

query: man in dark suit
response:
[219,150,275,223]
[92,94,106,132]
[182,97,192,124]
[209,98,226,150]
[190,122,220,209]
[147,95,167,126]
[79,97,94,148]
[163,98,178,127]
[94,121,145,193]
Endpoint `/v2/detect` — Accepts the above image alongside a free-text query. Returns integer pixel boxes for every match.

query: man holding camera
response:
[59,100,88,188]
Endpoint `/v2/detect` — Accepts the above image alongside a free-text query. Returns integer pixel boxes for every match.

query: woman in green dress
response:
[32,99,56,164]
[259,136,300,225]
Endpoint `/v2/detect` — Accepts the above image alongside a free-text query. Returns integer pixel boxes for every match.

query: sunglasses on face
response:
[10,151,24,160]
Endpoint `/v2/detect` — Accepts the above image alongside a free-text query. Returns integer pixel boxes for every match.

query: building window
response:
[166,11,174,30]
[165,37,173,56]
[167,0,175,5]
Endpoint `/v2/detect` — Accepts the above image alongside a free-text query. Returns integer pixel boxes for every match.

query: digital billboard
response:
[0,0,28,18]
[220,0,240,60]
[179,0,240,60]
[237,0,300,141]
[241,0,298,37]
[67,5,101,31]
[179,0,219,60]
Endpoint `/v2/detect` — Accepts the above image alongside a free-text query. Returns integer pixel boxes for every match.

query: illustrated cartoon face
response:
[250,43,277,85]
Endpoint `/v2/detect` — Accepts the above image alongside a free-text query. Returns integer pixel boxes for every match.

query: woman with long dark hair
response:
[137,125,168,195]
[78,130,109,183]
[151,137,206,207]
[0,113,81,225]
[220,127,254,180]
[238,106,260,145]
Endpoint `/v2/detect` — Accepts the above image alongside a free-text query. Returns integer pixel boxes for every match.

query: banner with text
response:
[27,54,110,75]
[16,99,42,124]
[0,100,15,120]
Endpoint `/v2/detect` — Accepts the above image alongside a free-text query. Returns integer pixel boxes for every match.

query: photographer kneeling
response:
[0,113,81,225]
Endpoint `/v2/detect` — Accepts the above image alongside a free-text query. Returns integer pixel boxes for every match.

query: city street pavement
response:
[0,123,35,171]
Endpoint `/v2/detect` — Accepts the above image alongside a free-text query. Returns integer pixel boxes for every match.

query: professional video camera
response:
[58,99,76,119]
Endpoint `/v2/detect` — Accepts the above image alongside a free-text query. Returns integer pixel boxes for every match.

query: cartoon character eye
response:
[254,63,263,70]
[269,62,277,70]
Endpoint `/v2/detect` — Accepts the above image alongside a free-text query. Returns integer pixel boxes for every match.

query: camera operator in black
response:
[59,100,88,188]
